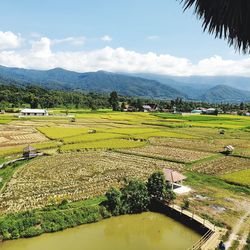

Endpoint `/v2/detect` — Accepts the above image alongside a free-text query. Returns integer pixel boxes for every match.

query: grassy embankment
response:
[0,196,108,240]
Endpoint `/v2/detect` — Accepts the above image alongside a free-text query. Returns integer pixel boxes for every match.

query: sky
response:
[0,0,250,76]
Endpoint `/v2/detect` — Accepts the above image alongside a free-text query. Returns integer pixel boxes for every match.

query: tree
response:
[121,179,150,214]
[121,102,126,111]
[240,102,245,110]
[147,172,166,201]
[105,187,122,216]
[109,91,120,111]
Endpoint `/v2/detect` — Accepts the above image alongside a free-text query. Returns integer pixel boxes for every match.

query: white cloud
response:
[1,33,250,77]
[0,31,22,50]
[52,36,85,46]
[101,35,112,42]
[147,35,159,40]
[31,37,52,58]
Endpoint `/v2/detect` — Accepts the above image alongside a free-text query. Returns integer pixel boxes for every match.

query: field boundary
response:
[158,202,227,250]
[114,150,186,164]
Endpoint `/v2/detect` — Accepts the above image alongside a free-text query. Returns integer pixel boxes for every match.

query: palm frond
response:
[180,0,250,53]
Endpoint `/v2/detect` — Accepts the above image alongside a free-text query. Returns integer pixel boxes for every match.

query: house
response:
[163,168,187,190]
[191,109,203,114]
[20,109,49,116]
[142,105,152,112]
[23,145,37,158]
[202,108,218,115]
[142,104,158,112]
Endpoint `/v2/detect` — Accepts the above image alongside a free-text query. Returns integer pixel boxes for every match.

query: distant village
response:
[121,103,250,116]
[0,105,249,117]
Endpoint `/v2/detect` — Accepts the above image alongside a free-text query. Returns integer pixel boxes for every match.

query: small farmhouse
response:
[23,145,37,158]
[163,168,187,190]
[20,108,48,116]
[142,104,158,112]
[202,108,218,115]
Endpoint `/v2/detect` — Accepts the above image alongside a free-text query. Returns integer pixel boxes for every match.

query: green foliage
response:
[109,91,120,111]
[0,197,109,240]
[121,179,150,214]
[165,190,176,203]
[105,187,122,216]
[0,161,28,190]
[245,233,250,250]
[0,84,110,109]
[105,179,150,215]
[186,171,250,195]
[181,198,190,210]
[147,171,167,201]
[105,172,178,216]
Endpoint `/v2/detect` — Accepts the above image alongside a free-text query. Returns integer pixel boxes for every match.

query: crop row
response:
[149,137,222,153]
[0,151,183,213]
[191,156,250,175]
[119,145,213,163]
[61,139,147,151]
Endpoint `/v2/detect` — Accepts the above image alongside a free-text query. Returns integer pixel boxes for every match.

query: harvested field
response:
[119,145,213,163]
[191,156,250,175]
[132,131,196,140]
[213,139,250,149]
[149,137,222,152]
[0,151,183,213]
[0,125,49,147]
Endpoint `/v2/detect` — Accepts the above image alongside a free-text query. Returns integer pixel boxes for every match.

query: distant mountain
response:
[0,66,186,99]
[130,73,212,99]
[199,85,250,103]
[0,65,250,102]
[168,75,250,91]
[130,73,250,102]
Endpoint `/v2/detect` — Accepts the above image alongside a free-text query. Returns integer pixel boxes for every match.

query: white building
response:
[20,109,49,116]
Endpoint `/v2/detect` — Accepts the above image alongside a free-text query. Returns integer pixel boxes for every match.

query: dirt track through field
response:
[225,201,250,249]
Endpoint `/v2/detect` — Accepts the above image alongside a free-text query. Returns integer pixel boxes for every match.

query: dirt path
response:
[225,202,250,249]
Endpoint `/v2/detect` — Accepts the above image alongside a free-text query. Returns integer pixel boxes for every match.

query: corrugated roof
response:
[21,109,47,113]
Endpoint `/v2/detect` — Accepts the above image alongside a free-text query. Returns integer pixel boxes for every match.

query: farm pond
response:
[0,212,200,250]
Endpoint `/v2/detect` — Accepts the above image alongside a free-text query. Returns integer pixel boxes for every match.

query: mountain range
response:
[0,65,250,103]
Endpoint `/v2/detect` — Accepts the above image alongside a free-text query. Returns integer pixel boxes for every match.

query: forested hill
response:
[0,65,250,102]
[0,66,186,99]
[0,84,110,109]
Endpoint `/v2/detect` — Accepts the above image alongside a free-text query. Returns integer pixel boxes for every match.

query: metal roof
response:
[21,109,47,113]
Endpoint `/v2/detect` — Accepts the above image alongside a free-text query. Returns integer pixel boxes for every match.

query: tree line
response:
[0,84,249,112]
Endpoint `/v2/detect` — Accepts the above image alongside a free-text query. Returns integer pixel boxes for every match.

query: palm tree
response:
[180,0,250,53]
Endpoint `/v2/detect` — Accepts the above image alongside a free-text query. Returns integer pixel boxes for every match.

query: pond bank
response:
[0,212,201,250]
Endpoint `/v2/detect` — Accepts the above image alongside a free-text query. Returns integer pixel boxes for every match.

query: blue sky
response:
[0,0,249,76]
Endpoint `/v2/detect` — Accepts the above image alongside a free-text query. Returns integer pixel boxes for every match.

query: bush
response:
[181,198,190,210]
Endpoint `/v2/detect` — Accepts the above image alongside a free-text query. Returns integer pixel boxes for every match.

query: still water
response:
[0,212,201,250]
